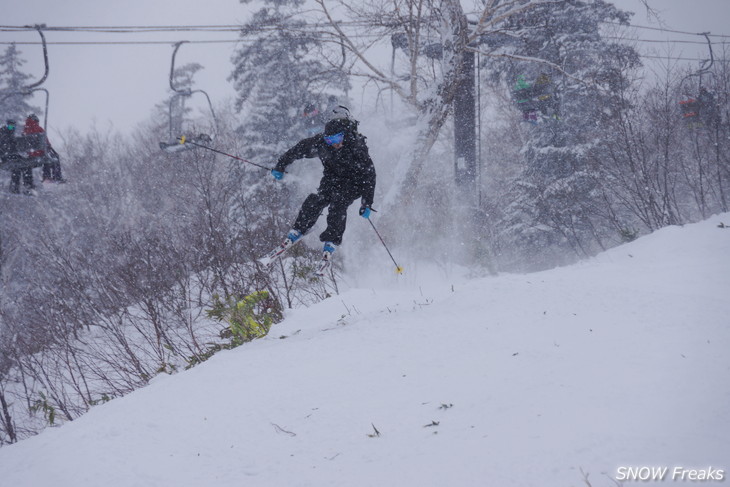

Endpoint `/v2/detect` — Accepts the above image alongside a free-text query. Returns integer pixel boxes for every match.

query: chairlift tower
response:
[390,29,479,198]
[453,48,477,200]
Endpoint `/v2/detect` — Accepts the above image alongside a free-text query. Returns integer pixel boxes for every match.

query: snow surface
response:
[1,215,729,486]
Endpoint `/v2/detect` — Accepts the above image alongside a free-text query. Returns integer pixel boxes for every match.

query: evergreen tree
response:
[492,0,641,269]
[0,44,40,120]
[230,0,348,158]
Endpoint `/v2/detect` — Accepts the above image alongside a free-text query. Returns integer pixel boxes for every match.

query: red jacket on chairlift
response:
[22,116,51,158]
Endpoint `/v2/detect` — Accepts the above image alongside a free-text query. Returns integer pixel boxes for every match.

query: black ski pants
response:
[10,167,34,193]
[42,156,63,182]
[292,177,363,246]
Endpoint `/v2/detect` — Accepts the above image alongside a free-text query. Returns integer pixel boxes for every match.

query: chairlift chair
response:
[0,25,52,172]
[159,41,219,153]
[512,73,559,124]
[677,33,718,129]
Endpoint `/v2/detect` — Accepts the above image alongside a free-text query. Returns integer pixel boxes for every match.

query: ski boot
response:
[313,241,336,277]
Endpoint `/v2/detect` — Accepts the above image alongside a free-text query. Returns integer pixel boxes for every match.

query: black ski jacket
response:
[0,127,18,159]
[274,132,376,207]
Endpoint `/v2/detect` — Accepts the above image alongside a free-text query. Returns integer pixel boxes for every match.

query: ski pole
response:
[177,136,279,172]
[368,218,404,274]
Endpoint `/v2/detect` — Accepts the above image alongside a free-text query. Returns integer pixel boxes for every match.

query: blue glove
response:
[359,205,372,219]
[271,169,284,180]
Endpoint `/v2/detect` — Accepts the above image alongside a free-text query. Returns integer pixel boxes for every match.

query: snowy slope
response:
[1,215,729,487]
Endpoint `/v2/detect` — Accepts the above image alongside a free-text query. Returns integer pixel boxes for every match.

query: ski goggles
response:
[323,132,344,146]
[6,123,15,130]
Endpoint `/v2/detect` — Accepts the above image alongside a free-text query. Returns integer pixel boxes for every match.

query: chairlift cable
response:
[0,21,376,34]
[602,21,730,39]
[602,36,722,46]
[2,22,729,46]
[0,40,252,46]
[2,20,730,38]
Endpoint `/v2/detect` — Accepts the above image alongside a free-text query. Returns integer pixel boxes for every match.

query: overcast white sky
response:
[1,0,729,138]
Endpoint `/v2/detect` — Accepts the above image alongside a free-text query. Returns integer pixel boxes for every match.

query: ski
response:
[311,242,336,277]
[258,231,303,266]
[258,243,289,266]
[312,253,332,277]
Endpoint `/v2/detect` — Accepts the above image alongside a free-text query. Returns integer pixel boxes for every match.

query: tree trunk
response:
[0,387,17,443]
[401,0,470,204]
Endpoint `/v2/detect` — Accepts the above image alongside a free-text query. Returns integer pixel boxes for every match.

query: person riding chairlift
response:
[679,87,719,128]
[513,73,557,124]
[1,119,35,194]
[302,102,327,136]
[23,114,65,183]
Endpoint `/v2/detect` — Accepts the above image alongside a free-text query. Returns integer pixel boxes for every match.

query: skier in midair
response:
[261,108,376,275]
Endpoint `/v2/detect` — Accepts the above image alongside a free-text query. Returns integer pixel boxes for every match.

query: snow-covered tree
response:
[230,0,349,157]
[488,0,641,269]
[308,1,584,197]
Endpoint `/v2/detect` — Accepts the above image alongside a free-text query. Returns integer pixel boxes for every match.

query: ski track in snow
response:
[1,214,729,486]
